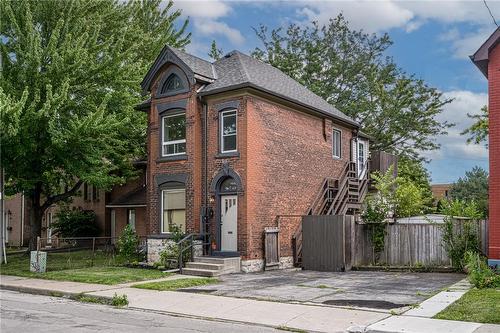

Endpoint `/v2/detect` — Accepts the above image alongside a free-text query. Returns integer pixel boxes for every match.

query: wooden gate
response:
[264,227,280,268]
[302,215,353,272]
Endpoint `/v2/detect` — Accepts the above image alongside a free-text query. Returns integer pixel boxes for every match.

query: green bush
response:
[158,225,191,269]
[395,180,425,218]
[116,225,142,263]
[53,206,100,237]
[440,200,482,270]
[465,251,500,289]
[111,293,128,307]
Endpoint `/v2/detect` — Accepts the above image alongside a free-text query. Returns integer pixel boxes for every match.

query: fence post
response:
[37,236,41,251]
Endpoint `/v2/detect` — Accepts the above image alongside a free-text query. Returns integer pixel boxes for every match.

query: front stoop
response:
[181,257,241,277]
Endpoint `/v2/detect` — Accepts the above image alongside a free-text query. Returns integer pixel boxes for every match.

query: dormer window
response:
[161,74,184,94]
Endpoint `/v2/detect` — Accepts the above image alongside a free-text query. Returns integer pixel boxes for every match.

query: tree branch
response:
[42,180,84,211]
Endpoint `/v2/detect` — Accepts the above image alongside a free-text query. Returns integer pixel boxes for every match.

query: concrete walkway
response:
[1,274,498,333]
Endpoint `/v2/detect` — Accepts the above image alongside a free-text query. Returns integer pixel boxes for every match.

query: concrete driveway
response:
[182,270,464,311]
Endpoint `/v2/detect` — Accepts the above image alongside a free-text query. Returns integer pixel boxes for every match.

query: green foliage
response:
[252,14,453,160]
[158,225,191,269]
[362,198,388,255]
[394,180,425,218]
[465,251,500,289]
[440,200,482,270]
[0,0,190,248]
[397,157,434,211]
[53,206,99,237]
[111,293,129,307]
[117,225,141,263]
[462,106,489,147]
[449,167,489,218]
[208,40,223,61]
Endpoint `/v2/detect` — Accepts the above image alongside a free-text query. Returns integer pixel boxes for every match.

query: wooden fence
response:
[301,215,354,271]
[353,220,488,267]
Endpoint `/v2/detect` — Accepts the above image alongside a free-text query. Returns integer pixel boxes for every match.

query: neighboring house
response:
[106,161,148,240]
[471,27,500,267]
[431,184,452,201]
[138,46,373,273]
[3,168,147,247]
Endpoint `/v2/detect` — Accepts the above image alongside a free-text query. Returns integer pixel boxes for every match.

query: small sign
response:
[30,251,47,273]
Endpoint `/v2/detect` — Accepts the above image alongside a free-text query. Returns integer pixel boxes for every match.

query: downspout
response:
[197,86,209,254]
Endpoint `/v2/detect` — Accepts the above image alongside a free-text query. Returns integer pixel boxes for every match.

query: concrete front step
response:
[181,268,224,277]
[182,256,241,277]
[185,262,224,271]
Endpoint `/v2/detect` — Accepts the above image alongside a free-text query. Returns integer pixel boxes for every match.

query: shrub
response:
[465,251,500,289]
[116,225,141,263]
[440,200,482,270]
[394,180,424,218]
[158,225,191,269]
[53,206,100,237]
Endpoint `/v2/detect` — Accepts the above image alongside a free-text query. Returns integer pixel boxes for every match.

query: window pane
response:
[161,74,184,93]
[223,113,236,135]
[164,114,186,142]
[223,135,236,151]
[333,130,341,158]
[162,190,186,233]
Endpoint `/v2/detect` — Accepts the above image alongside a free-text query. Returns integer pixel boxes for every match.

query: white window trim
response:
[332,128,342,159]
[160,188,186,234]
[162,113,186,157]
[220,109,237,153]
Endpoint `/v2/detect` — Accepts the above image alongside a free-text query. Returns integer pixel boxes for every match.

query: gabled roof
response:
[141,46,358,127]
[470,27,500,78]
[106,186,146,208]
[199,51,357,126]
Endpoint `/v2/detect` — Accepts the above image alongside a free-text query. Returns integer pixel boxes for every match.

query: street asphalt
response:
[0,290,278,333]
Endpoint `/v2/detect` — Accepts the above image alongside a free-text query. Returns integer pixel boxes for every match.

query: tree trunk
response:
[28,187,44,251]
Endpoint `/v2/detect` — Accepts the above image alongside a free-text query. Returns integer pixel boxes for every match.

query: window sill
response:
[215,151,240,159]
[157,155,188,162]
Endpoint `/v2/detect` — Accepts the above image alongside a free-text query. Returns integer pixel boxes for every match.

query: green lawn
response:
[434,288,500,324]
[133,277,218,291]
[0,250,169,285]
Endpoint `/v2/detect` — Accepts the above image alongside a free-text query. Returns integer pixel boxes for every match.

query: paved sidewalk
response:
[1,274,499,333]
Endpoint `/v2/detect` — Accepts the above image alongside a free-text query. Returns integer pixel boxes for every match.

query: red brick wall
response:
[246,96,354,259]
[146,64,202,236]
[488,44,500,259]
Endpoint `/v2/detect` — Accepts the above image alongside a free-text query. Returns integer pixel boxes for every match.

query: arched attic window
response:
[161,73,184,94]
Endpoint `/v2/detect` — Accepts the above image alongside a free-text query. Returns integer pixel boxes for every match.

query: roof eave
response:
[199,83,360,128]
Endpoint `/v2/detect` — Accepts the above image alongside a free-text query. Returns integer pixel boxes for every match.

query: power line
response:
[483,0,498,27]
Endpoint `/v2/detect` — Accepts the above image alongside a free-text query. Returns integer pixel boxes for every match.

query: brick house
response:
[139,46,371,272]
[471,27,500,267]
[3,167,147,247]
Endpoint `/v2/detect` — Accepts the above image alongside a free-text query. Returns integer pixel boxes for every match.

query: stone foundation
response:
[147,238,204,263]
[241,256,294,273]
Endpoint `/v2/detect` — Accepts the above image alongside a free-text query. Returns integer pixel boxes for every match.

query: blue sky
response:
[171,0,498,184]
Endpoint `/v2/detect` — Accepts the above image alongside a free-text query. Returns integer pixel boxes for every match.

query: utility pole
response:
[0,167,5,264]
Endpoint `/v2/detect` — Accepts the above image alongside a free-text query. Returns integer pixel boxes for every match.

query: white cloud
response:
[194,19,245,45]
[446,28,493,59]
[424,90,488,161]
[173,0,232,18]
[172,0,245,47]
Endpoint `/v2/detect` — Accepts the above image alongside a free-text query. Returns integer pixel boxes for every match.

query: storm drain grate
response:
[322,299,410,309]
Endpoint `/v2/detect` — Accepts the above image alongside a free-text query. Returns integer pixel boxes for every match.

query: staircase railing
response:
[292,222,303,267]
[308,178,335,215]
[177,233,198,274]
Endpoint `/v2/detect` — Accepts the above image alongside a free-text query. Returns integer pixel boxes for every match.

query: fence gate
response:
[264,227,280,269]
[302,215,353,272]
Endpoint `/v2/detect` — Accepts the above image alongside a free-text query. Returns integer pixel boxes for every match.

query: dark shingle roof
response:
[169,47,216,80]
[199,51,357,126]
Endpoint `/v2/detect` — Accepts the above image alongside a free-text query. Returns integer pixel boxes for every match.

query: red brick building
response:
[471,27,500,267]
[139,47,370,272]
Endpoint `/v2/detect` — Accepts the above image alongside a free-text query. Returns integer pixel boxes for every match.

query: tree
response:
[462,105,488,147]
[397,157,434,211]
[0,0,190,249]
[208,40,223,61]
[449,167,489,218]
[252,15,453,160]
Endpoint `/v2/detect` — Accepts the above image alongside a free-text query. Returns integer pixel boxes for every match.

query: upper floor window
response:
[220,110,237,153]
[161,74,184,94]
[332,129,341,159]
[162,113,186,156]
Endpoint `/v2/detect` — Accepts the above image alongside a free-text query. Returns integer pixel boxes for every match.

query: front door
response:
[221,195,237,252]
